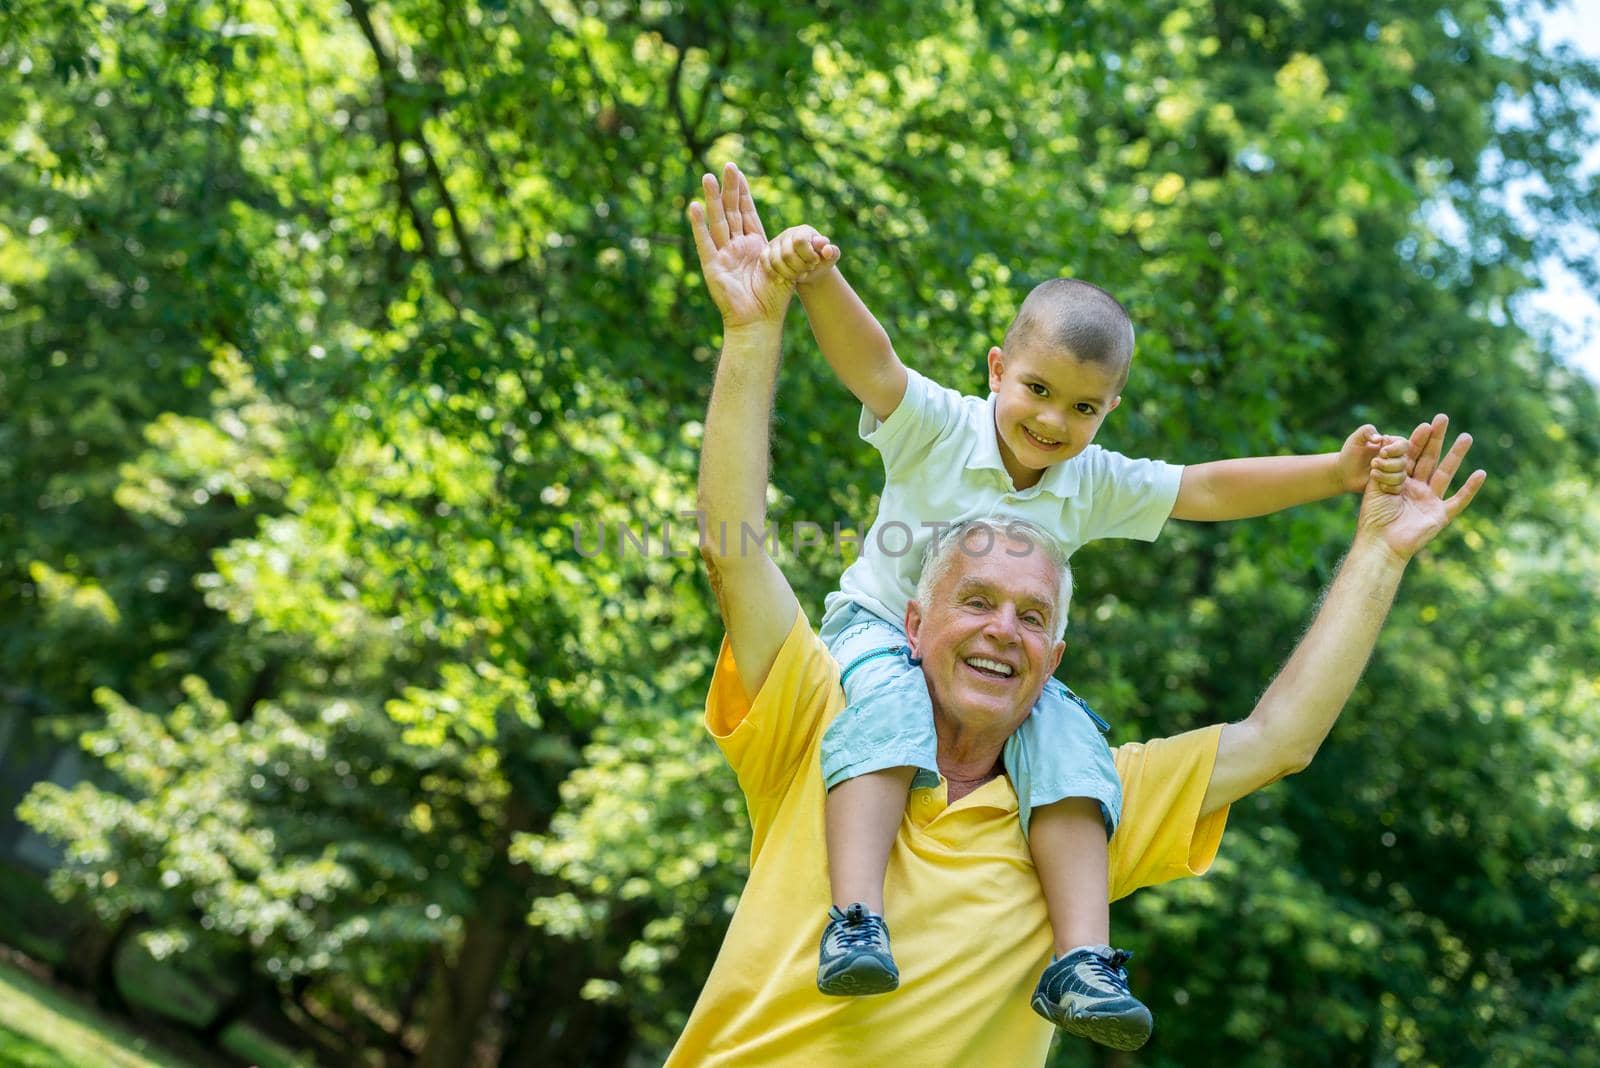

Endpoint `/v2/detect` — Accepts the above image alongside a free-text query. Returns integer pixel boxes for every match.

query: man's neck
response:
[939,757,1003,802]
[934,726,1009,802]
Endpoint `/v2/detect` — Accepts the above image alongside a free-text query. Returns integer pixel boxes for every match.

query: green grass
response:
[0,955,320,1068]
[0,1022,82,1068]
[0,958,196,1068]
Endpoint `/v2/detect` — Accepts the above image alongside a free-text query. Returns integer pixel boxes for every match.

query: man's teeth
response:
[965,657,1014,677]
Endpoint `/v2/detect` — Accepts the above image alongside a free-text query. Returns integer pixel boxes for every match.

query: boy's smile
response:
[987,343,1123,489]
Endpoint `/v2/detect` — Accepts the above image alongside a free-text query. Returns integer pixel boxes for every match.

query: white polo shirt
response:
[824,368,1184,627]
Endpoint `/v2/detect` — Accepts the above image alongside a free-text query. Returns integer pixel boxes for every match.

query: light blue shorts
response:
[818,602,1122,838]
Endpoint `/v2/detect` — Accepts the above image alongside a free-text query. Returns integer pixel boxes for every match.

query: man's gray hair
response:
[914,516,1073,639]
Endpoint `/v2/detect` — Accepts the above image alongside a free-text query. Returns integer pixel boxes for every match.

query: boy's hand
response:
[1367,435,1409,493]
[767,225,840,286]
[687,163,793,329]
[1356,413,1486,560]
[1337,424,1406,493]
[765,225,840,288]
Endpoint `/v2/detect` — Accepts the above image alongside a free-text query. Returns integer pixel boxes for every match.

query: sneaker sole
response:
[818,959,899,997]
[1031,996,1152,1052]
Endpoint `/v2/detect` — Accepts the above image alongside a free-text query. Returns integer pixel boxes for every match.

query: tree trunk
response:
[197,967,256,1044]
[415,879,521,1068]
[89,913,135,1012]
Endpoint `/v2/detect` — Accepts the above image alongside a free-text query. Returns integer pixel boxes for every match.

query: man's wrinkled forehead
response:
[938,534,1060,607]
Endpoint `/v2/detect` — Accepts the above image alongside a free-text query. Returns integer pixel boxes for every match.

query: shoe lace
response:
[1083,949,1133,990]
[835,904,886,948]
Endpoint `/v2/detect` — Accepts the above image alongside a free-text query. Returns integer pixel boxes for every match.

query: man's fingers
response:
[722,162,743,238]
[1414,413,1448,484]
[1429,431,1473,497]
[1444,469,1488,522]
[736,167,767,241]
[1404,421,1430,476]
[701,173,730,246]
[686,201,717,268]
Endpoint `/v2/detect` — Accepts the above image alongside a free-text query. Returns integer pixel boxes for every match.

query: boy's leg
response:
[1027,797,1111,955]
[825,767,918,913]
[815,605,940,996]
[1007,681,1152,1051]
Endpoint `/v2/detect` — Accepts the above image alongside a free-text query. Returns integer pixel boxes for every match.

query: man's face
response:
[987,342,1122,478]
[905,534,1067,738]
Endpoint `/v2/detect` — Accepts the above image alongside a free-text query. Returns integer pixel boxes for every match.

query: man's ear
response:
[904,599,924,656]
[1048,639,1065,676]
[986,347,1005,392]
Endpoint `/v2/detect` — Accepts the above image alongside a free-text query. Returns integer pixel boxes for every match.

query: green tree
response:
[6,1,1597,1065]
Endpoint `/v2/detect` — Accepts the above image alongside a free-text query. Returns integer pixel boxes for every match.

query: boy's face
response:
[986,342,1122,476]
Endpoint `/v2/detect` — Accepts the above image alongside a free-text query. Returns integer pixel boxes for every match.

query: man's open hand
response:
[687,164,796,329]
[1356,413,1487,561]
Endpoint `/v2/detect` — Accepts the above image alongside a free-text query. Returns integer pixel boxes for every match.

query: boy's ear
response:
[986,346,1006,392]
[1107,395,1121,413]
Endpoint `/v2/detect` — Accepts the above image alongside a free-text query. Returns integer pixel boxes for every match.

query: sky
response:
[1519,2,1600,380]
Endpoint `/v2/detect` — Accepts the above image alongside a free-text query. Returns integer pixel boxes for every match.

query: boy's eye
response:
[1075,403,1097,415]
[1028,383,1048,397]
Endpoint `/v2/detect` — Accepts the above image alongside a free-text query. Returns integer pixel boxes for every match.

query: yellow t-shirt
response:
[665,609,1229,1067]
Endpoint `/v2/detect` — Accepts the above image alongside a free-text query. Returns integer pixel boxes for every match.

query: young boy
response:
[760,218,1407,1052]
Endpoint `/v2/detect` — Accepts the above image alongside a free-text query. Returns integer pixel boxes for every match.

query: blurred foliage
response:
[2,0,1597,1065]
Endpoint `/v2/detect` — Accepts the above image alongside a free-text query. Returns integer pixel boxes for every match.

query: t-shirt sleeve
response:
[1107,724,1229,901]
[704,607,838,828]
[860,367,967,475]
[1081,448,1185,543]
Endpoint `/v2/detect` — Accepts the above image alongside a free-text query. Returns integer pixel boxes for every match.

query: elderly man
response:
[666,166,1485,1066]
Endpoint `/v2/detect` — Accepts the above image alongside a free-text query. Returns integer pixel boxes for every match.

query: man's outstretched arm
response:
[688,164,836,698]
[1201,415,1487,815]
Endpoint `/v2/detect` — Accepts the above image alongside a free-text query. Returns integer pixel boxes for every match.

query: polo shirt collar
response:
[973,393,1086,499]
[910,774,1020,827]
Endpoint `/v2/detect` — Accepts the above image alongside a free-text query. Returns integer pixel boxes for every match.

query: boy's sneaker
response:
[1030,945,1153,1051]
[817,903,899,996]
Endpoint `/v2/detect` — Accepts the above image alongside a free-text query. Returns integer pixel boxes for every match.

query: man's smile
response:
[962,655,1018,679]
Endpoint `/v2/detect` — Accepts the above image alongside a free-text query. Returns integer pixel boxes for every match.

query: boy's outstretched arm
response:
[767,229,907,423]
[1170,424,1407,522]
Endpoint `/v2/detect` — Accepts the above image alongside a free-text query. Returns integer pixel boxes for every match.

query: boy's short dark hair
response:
[1002,278,1135,390]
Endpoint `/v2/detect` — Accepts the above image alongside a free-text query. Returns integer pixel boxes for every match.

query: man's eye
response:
[965,598,988,609]
[1024,613,1045,628]
[1028,383,1048,397]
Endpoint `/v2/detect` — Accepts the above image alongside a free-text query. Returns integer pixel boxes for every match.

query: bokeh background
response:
[2,1,1597,1066]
